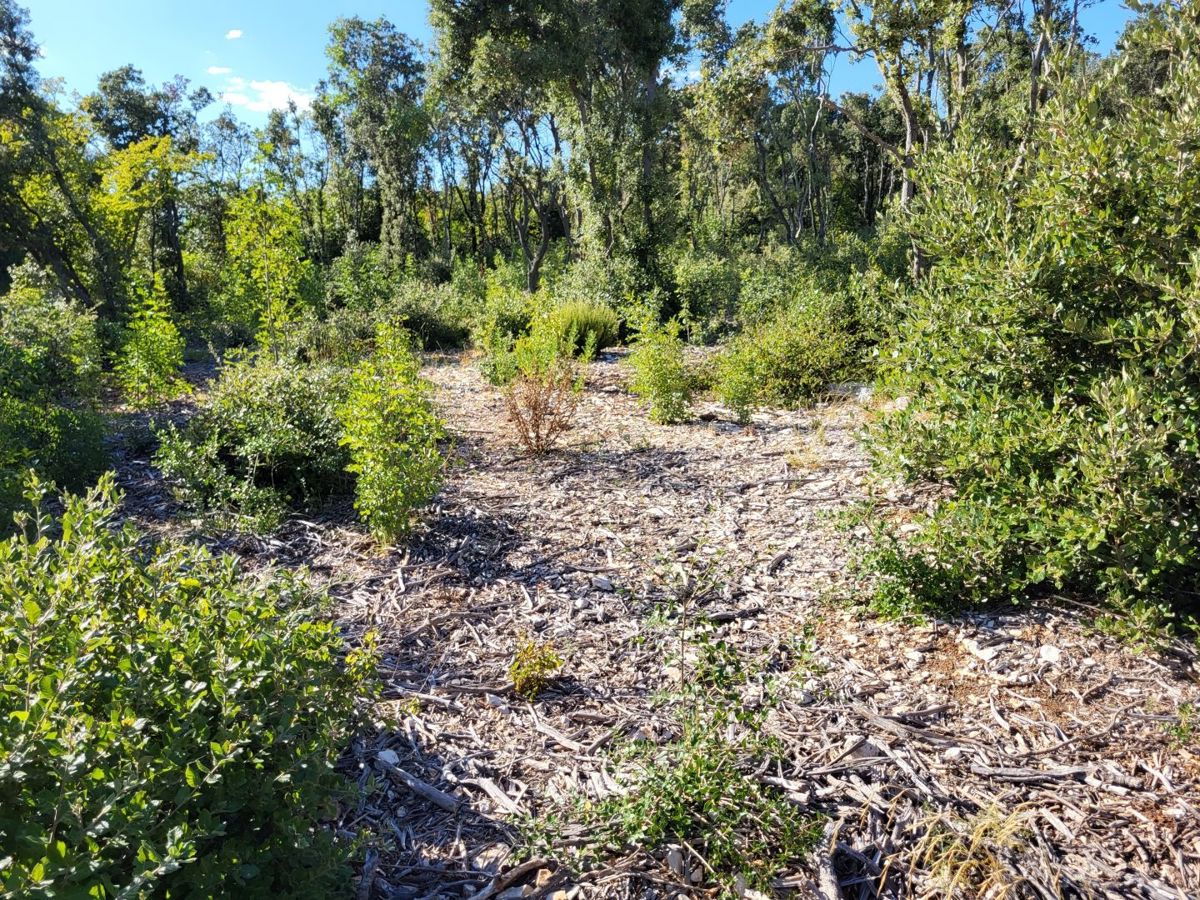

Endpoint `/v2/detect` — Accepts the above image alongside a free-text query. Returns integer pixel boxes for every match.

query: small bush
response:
[588,711,820,891]
[0,271,105,520]
[716,291,861,422]
[338,323,444,542]
[509,636,563,700]
[393,281,471,349]
[114,277,188,408]
[155,354,350,531]
[672,249,739,342]
[0,474,373,898]
[502,324,587,454]
[629,319,692,424]
[549,300,619,356]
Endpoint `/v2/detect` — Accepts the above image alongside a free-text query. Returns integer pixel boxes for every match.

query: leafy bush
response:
[393,281,471,349]
[0,271,105,520]
[114,277,187,408]
[509,636,563,700]
[716,290,861,422]
[338,323,444,541]
[0,474,372,898]
[155,354,350,531]
[553,253,653,326]
[864,8,1200,619]
[629,319,692,424]
[549,300,619,356]
[502,323,587,454]
[672,249,739,342]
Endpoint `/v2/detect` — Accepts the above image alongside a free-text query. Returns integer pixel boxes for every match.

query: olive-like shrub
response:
[716,290,861,423]
[155,353,351,531]
[864,6,1200,621]
[0,267,106,523]
[0,475,373,898]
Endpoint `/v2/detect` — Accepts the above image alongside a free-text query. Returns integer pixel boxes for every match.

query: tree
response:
[321,17,428,268]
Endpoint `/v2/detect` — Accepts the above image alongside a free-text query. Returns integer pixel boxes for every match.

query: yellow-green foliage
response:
[114,276,187,408]
[509,636,563,699]
[629,318,691,424]
[550,300,619,356]
[337,322,444,542]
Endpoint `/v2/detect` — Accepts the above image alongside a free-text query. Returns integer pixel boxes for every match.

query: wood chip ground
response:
[112,350,1200,899]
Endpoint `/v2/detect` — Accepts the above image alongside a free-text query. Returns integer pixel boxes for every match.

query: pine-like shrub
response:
[0,474,373,898]
[550,300,620,356]
[114,277,187,408]
[338,322,444,541]
[864,8,1200,619]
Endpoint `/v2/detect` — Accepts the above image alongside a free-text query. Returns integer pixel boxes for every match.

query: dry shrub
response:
[503,360,581,454]
[501,321,587,454]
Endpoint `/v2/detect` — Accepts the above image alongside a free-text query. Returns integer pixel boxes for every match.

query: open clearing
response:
[115,352,1200,899]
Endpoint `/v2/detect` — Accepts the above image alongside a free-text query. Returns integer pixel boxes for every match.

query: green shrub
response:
[629,319,692,424]
[114,277,187,408]
[0,474,373,898]
[549,300,619,356]
[587,710,820,891]
[716,290,861,422]
[155,354,350,531]
[327,238,392,313]
[393,281,471,349]
[473,279,540,349]
[0,271,106,520]
[338,322,444,541]
[552,253,652,326]
[672,249,739,342]
[863,7,1200,618]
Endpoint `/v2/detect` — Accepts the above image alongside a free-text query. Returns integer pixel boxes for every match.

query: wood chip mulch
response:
[112,350,1200,900]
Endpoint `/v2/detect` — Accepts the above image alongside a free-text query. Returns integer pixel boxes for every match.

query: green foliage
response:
[114,276,187,408]
[553,253,652,327]
[508,636,563,700]
[0,271,106,520]
[337,322,444,541]
[587,708,819,891]
[155,354,350,531]
[549,300,619,356]
[716,290,861,422]
[672,249,739,342]
[393,281,471,349]
[864,8,1200,618]
[217,193,316,350]
[629,318,692,424]
[0,474,373,899]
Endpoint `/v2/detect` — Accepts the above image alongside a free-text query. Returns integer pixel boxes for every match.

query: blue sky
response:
[27,0,1136,126]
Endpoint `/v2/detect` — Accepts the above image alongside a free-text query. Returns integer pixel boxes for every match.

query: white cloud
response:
[207,65,232,75]
[225,29,243,40]
[220,78,313,114]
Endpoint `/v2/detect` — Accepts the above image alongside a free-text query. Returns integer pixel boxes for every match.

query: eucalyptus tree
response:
[320,17,429,267]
